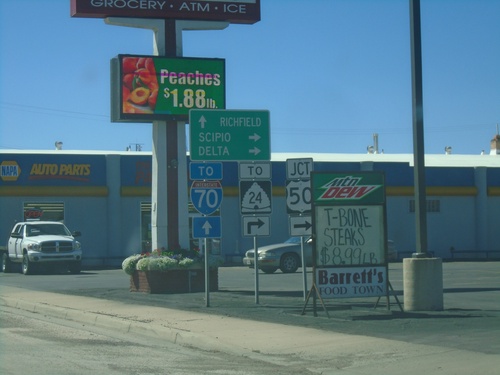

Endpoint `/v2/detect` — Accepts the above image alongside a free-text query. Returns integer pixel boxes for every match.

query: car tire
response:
[2,253,12,273]
[260,267,278,274]
[22,254,36,275]
[280,253,300,273]
[68,261,82,274]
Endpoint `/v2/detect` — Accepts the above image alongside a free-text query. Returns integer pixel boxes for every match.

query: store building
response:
[1,147,499,267]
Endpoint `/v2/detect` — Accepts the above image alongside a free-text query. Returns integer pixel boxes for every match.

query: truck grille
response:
[41,241,74,253]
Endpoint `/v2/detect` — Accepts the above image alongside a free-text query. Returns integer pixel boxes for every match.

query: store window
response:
[409,199,440,213]
[23,202,64,222]
[140,202,152,253]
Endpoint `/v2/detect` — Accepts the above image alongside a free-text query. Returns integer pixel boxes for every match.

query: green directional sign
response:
[189,109,270,161]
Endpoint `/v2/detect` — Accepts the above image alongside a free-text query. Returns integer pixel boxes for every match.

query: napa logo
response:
[0,161,21,182]
[319,175,381,200]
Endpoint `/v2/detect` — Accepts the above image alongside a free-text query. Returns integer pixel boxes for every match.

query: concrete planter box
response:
[130,268,219,294]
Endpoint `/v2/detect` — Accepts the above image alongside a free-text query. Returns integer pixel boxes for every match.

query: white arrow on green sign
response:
[189,109,270,161]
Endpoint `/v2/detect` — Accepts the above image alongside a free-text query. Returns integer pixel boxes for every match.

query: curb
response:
[0,295,244,357]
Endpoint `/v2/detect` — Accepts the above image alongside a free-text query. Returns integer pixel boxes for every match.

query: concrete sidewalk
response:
[1,276,500,375]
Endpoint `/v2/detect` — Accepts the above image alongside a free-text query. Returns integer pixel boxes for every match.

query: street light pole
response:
[409,0,428,258]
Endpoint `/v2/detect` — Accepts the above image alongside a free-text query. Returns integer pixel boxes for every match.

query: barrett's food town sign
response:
[71,0,261,24]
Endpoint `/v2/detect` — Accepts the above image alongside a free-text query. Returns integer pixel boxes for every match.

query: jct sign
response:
[71,0,261,24]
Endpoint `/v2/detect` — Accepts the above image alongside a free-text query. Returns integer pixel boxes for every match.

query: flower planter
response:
[130,268,219,294]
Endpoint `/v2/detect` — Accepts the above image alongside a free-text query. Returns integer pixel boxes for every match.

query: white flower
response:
[148,256,178,271]
[136,257,151,271]
[122,254,142,275]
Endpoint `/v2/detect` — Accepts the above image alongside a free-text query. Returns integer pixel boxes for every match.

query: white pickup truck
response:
[2,221,82,275]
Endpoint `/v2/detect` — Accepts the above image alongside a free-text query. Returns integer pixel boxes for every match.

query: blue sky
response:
[1,0,499,155]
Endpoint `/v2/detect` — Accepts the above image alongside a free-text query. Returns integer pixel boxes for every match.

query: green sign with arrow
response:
[189,109,270,161]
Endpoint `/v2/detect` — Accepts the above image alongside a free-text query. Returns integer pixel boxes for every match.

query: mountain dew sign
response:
[312,172,385,205]
[311,172,388,299]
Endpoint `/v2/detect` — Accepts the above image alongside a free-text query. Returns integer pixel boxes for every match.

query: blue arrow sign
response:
[193,216,221,239]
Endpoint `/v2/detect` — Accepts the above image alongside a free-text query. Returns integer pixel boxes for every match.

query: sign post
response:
[239,161,271,304]
[286,158,313,299]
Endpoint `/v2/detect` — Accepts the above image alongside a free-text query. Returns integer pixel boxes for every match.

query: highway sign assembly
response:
[190,180,223,215]
[242,215,270,237]
[286,158,313,180]
[192,216,221,239]
[239,180,272,214]
[239,162,271,179]
[189,162,223,180]
[289,215,312,236]
[286,179,312,214]
[189,109,270,161]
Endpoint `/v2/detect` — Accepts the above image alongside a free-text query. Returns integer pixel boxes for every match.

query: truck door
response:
[10,224,24,260]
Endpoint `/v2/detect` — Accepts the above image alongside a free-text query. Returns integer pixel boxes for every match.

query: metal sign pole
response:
[410,0,429,258]
[300,235,307,300]
[204,237,210,307]
[253,235,259,304]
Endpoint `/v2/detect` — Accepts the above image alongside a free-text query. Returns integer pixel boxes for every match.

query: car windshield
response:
[285,237,306,244]
[26,224,71,237]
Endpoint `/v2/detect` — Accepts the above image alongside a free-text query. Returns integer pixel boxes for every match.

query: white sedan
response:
[243,237,398,274]
[243,237,313,274]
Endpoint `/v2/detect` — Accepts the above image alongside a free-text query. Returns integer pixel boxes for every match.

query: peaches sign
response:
[111,55,225,122]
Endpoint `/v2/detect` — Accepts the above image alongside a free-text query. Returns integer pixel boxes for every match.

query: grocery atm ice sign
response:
[111,55,225,122]
[71,0,261,24]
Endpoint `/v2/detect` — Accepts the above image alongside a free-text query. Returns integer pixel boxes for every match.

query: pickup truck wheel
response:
[68,261,82,274]
[22,254,36,275]
[2,253,12,273]
[280,253,300,273]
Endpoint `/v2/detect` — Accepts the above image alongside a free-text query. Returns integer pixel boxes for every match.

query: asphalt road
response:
[1,261,500,374]
[1,262,499,311]
[1,306,310,375]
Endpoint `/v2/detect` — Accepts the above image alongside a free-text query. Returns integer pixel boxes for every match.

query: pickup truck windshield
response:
[26,224,71,237]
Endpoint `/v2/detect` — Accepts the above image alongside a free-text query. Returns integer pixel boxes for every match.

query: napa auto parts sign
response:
[111,55,225,122]
[0,154,106,187]
[311,171,388,299]
[70,0,260,24]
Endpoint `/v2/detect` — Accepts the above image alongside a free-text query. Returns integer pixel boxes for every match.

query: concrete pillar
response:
[403,257,443,311]
[106,155,122,264]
